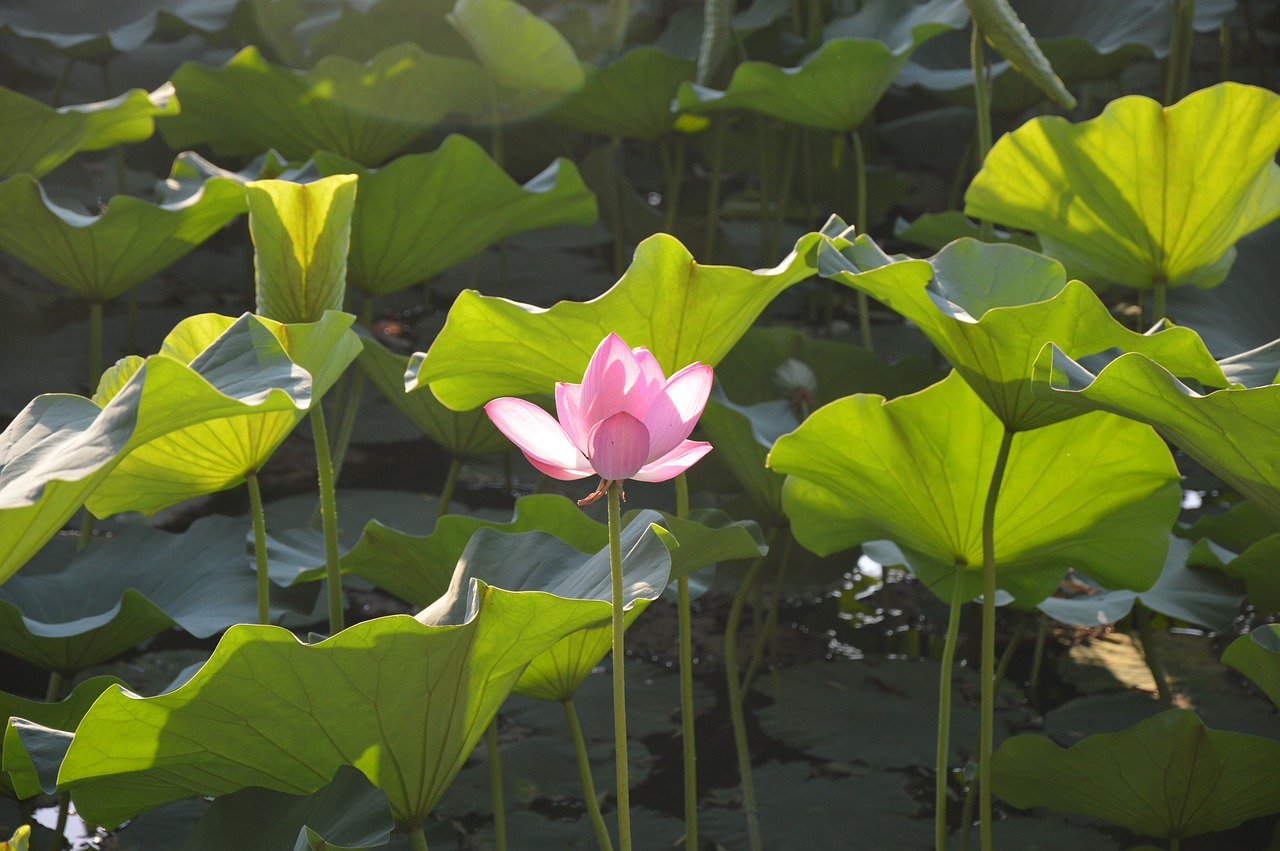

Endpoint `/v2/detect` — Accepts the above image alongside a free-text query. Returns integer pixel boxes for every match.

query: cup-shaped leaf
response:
[0,169,246,303]
[819,234,1231,430]
[0,677,122,799]
[313,137,597,297]
[84,311,361,517]
[993,710,1280,839]
[1034,344,1280,526]
[552,47,695,141]
[248,174,357,324]
[58,589,609,830]
[0,84,177,179]
[768,371,1181,605]
[160,44,487,164]
[447,0,584,102]
[420,224,840,410]
[965,83,1280,290]
[1222,625,1280,710]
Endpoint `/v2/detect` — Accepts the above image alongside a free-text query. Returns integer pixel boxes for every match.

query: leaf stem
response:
[970,22,995,243]
[607,481,632,851]
[1150,276,1168,326]
[1164,0,1196,105]
[673,474,697,848]
[565,698,615,851]
[486,721,507,850]
[935,561,967,851]
[246,471,271,625]
[310,405,344,634]
[438,457,462,521]
[703,118,727,262]
[49,790,70,851]
[408,825,429,851]
[850,129,873,353]
[979,427,1016,851]
[1135,603,1174,709]
[45,671,64,703]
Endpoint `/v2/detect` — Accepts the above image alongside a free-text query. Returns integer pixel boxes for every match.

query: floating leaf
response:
[1222,625,1280,710]
[0,168,246,303]
[552,47,696,140]
[313,137,597,297]
[965,83,1280,290]
[59,588,608,830]
[993,709,1280,839]
[769,372,1181,604]
[1,677,122,799]
[160,44,487,164]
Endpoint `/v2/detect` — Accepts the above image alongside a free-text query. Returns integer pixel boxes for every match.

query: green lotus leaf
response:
[160,44,487,164]
[59,588,608,830]
[0,84,177,179]
[1178,499,1278,553]
[0,312,356,586]
[1036,536,1245,633]
[313,136,597,297]
[248,174,357,324]
[1222,625,1280,710]
[0,169,246,303]
[552,47,695,140]
[447,0,585,97]
[85,311,359,517]
[893,211,1038,253]
[176,764,394,851]
[993,709,1280,838]
[420,224,841,410]
[0,515,322,675]
[360,333,509,458]
[966,0,1075,109]
[1187,533,1280,612]
[0,0,238,61]
[419,518,670,702]
[769,371,1181,605]
[0,677,122,799]
[819,235,1231,430]
[965,83,1280,290]
[1033,344,1280,526]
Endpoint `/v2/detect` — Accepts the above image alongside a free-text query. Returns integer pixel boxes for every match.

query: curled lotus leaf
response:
[0,677,123,799]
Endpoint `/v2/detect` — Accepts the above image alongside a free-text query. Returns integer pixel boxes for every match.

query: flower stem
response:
[246,471,271,625]
[310,405,344,634]
[565,698,615,851]
[607,481,632,851]
[486,721,507,850]
[935,562,967,851]
[674,474,697,849]
[979,427,1016,851]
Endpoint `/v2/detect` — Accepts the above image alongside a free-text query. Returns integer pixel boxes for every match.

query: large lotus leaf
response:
[447,0,584,98]
[85,311,361,517]
[1036,536,1245,633]
[0,0,238,61]
[0,84,177,179]
[312,136,597,297]
[0,313,354,586]
[819,235,1232,430]
[176,764,393,851]
[160,44,487,164]
[1187,533,1280,612]
[993,709,1280,838]
[1034,345,1280,527]
[965,83,1280,290]
[0,515,322,675]
[247,175,356,324]
[551,47,695,140]
[0,171,247,303]
[1222,625,1280,710]
[1179,499,1278,553]
[420,224,840,410]
[0,677,122,799]
[769,371,1181,605]
[58,587,609,830]
[359,333,508,458]
[418,518,671,702]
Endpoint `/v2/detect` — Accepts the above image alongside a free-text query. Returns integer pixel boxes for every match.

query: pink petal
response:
[587,411,651,481]
[581,333,650,425]
[632,347,668,400]
[555,381,588,454]
[642,362,713,459]
[631,439,713,483]
[484,397,594,480]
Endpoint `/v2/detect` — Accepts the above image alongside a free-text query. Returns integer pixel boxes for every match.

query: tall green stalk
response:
[1164,0,1196,105]
[674,474,698,849]
[1134,603,1174,709]
[310,405,344,634]
[935,562,967,851]
[607,482,632,851]
[970,23,995,243]
[437,457,462,521]
[408,825,429,851]
[565,698,615,851]
[486,721,507,850]
[703,119,727,262]
[246,471,271,625]
[850,129,873,353]
[979,428,1016,851]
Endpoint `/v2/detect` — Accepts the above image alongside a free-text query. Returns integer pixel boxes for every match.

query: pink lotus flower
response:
[484,333,713,501]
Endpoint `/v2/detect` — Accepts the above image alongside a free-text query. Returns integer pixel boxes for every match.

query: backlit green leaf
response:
[1,677,122,799]
[1222,625,1280,709]
[447,0,585,97]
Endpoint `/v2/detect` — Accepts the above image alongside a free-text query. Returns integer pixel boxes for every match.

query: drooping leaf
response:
[965,83,1280,290]
[59,587,609,830]
[0,677,123,799]
[819,234,1231,430]
[0,169,247,303]
[769,372,1181,605]
[552,47,696,140]
[993,710,1280,838]
[85,311,361,517]
[0,84,178,179]
[160,44,487,164]
[1222,625,1280,710]
[964,0,1075,108]
[248,174,357,324]
[313,137,597,297]
[420,224,841,410]
[447,0,585,106]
